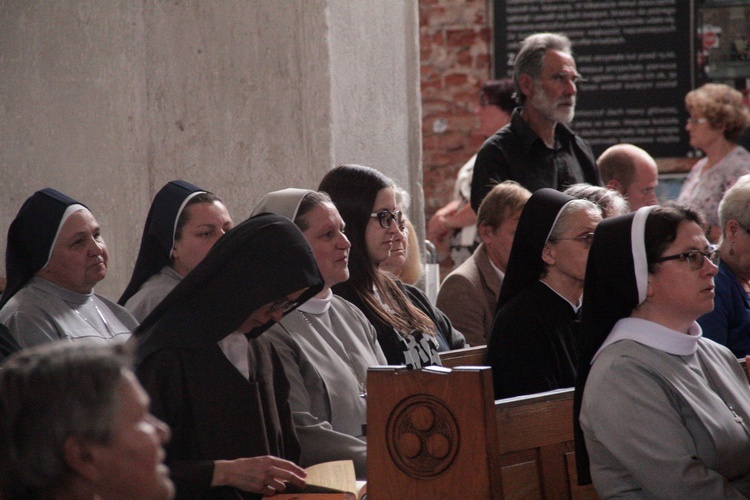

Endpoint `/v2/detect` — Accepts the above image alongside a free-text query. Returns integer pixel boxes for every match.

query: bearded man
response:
[471,33,602,212]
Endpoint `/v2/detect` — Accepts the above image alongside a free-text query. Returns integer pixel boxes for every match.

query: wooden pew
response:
[439,345,487,368]
[367,365,595,499]
[368,359,750,499]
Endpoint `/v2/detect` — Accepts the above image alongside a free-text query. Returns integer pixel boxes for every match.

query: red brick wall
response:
[419,0,493,219]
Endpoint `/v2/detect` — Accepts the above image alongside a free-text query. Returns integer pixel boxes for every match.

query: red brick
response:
[444,73,469,86]
[445,28,480,47]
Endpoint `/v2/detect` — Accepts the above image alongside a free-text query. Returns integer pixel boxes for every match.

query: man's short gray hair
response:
[0,341,131,498]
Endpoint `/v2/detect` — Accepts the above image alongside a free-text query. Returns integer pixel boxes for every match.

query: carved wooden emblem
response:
[385,395,459,478]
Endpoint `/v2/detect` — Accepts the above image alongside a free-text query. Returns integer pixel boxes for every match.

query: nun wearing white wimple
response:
[0,188,137,348]
[574,204,750,498]
[251,188,387,479]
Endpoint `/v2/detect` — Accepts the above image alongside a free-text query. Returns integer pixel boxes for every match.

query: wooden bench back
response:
[367,365,502,499]
[368,357,750,499]
[438,345,487,368]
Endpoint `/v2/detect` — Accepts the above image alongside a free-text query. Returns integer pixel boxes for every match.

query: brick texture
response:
[419,0,492,218]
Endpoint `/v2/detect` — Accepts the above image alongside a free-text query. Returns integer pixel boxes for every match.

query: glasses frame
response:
[549,232,595,248]
[654,244,719,271]
[370,209,403,229]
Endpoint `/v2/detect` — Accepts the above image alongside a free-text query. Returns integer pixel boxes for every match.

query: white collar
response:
[297,288,332,315]
[592,317,702,363]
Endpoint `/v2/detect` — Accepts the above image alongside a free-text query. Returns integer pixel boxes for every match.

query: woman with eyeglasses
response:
[485,189,601,398]
[677,83,750,243]
[319,165,464,369]
[574,204,750,498]
[697,175,750,357]
[134,214,325,499]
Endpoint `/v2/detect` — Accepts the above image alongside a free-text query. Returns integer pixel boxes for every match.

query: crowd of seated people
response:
[0,166,469,498]
[1,32,749,499]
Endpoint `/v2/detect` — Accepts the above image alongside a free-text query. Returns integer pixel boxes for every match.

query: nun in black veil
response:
[119,180,232,321]
[134,213,324,499]
[485,188,601,398]
[575,205,750,497]
[0,188,137,348]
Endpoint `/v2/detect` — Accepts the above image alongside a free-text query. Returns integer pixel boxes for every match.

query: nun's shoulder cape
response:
[1,188,87,310]
[134,213,324,363]
[118,180,208,305]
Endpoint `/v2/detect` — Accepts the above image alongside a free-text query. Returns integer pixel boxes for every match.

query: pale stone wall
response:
[0,0,422,299]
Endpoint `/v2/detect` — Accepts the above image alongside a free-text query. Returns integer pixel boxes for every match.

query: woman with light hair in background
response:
[564,183,630,219]
[677,83,750,242]
[380,186,423,285]
[697,174,750,357]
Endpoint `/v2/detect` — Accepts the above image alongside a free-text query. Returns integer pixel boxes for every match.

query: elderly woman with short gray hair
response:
[697,174,750,357]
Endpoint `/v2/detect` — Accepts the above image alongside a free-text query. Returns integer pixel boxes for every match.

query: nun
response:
[119,180,232,321]
[251,188,387,479]
[134,213,325,499]
[485,188,601,398]
[0,188,137,348]
[574,205,750,497]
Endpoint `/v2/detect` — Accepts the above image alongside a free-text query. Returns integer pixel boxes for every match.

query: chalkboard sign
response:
[493,0,694,158]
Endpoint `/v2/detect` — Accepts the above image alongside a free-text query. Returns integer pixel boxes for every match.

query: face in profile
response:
[544,209,601,284]
[301,202,351,290]
[647,220,718,322]
[365,187,398,265]
[171,201,233,277]
[624,159,659,211]
[83,370,174,500]
[40,209,108,293]
[482,209,522,272]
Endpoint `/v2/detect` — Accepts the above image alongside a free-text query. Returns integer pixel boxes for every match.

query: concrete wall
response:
[0,0,422,299]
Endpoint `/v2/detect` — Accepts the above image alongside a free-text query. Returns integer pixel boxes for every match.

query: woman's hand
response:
[212,455,307,495]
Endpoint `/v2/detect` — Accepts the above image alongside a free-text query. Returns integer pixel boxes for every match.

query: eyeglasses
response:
[370,209,403,229]
[269,297,300,314]
[550,232,595,248]
[686,117,708,125]
[654,244,718,270]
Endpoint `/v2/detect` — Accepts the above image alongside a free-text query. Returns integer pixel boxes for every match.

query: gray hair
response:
[513,33,572,104]
[0,341,131,498]
[547,199,601,242]
[719,174,750,234]
[564,183,630,219]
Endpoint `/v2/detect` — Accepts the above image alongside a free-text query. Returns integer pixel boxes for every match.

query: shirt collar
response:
[592,317,702,363]
[297,288,332,314]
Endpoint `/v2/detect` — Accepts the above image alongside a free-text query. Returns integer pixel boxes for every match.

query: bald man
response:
[597,144,659,211]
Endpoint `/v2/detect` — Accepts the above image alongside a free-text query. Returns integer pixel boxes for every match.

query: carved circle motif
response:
[386,395,459,478]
